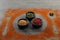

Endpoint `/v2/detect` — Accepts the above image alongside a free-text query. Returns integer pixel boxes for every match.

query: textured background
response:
[0,0,60,9]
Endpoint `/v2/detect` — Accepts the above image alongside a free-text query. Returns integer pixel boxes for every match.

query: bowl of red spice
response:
[31,18,43,29]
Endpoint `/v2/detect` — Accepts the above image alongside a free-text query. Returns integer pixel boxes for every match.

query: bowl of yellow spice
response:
[18,19,28,30]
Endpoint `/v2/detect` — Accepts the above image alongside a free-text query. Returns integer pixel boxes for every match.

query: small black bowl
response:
[31,18,43,29]
[17,19,29,30]
[26,12,35,21]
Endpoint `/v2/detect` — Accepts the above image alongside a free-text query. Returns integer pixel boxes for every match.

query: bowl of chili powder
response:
[31,18,42,29]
